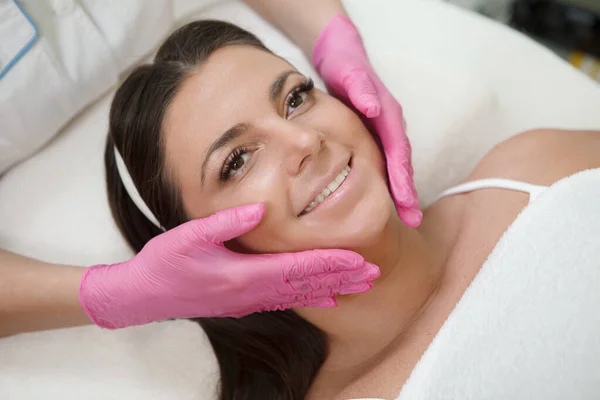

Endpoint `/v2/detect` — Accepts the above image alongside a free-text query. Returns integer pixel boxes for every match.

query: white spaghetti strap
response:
[434,178,548,204]
[526,184,548,203]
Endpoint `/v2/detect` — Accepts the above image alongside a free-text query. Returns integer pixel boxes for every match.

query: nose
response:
[279,124,325,176]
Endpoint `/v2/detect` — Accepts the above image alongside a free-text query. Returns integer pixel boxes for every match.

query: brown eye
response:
[289,92,305,108]
[221,150,251,181]
[232,156,245,170]
[286,91,308,116]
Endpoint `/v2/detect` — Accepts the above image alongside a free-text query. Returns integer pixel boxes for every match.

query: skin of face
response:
[163,45,396,255]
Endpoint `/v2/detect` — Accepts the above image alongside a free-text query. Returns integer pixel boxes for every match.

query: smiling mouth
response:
[299,162,352,216]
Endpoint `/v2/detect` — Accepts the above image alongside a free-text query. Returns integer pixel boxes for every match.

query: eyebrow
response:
[200,70,300,184]
[269,70,299,102]
[201,122,251,184]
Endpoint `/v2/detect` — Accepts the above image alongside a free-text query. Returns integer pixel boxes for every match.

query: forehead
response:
[164,45,291,141]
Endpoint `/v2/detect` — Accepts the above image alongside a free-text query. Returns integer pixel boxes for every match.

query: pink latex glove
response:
[313,14,422,227]
[79,203,379,329]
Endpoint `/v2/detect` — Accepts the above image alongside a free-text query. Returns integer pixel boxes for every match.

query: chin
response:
[327,190,394,250]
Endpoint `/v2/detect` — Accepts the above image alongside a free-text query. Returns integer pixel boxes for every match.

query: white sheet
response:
[1,1,600,399]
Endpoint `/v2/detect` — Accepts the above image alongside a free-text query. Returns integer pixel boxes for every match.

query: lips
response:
[298,159,352,216]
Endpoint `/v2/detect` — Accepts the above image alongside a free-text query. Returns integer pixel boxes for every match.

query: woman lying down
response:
[104,20,600,400]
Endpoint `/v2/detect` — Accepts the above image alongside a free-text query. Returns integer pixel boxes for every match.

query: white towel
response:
[397,168,600,400]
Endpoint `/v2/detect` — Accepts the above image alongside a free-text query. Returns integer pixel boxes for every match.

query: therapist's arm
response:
[0,207,379,337]
[0,250,90,338]
[243,0,346,58]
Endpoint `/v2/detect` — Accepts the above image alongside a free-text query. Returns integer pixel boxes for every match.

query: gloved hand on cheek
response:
[79,204,380,329]
[312,13,422,228]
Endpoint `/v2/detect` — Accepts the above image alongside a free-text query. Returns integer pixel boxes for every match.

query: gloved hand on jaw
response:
[312,13,422,228]
[79,203,380,329]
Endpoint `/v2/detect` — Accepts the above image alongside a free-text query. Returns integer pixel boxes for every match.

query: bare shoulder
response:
[466,129,600,185]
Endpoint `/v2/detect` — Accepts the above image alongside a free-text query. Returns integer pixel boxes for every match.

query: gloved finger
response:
[280,249,371,281]
[270,297,338,312]
[184,203,266,244]
[387,161,422,228]
[224,308,259,318]
[342,68,381,118]
[397,205,423,228]
[220,302,286,318]
[281,284,372,311]
[294,279,375,298]
[286,263,380,294]
[304,297,337,308]
[222,296,339,318]
[338,282,373,295]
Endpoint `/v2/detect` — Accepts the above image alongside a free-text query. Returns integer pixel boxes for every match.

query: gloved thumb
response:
[397,206,423,228]
[343,69,381,118]
[186,203,266,244]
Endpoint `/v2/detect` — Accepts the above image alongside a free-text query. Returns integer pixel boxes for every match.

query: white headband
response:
[113,147,165,231]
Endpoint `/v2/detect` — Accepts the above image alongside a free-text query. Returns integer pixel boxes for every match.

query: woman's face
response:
[163,45,394,253]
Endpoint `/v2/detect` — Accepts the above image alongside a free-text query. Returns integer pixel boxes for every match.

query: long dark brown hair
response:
[104,21,326,399]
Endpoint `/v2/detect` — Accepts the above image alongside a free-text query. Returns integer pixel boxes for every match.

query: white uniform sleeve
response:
[0,0,174,174]
[0,0,38,80]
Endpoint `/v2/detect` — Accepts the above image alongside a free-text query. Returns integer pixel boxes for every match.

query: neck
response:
[298,211,455,371]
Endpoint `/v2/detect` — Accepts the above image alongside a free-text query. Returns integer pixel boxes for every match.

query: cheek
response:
[217,179,304,254]
[313,98,384,166]
[217,195,295,254]
[345,142,393,247]
[233,212,314,254]
[304,165,393,251]
[302,108,393,248]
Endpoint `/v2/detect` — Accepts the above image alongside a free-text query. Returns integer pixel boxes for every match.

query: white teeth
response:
[327,180,340,192]
[301,163,351,215]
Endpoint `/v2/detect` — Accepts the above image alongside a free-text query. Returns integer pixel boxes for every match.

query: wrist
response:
[301,7,347,59]
[312,13,366,71]
[79,261,143,329]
